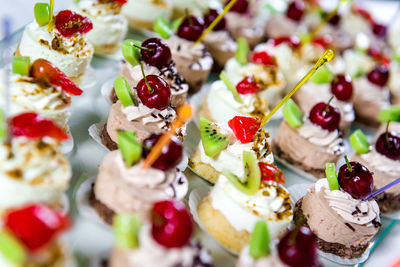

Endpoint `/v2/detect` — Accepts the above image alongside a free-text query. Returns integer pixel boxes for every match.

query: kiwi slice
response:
[310,66,333,84]
[121,40,141,66]
[200,117,229,158]
[325,163,339,191]
[154,16,173,39]
[114,76,135,107]
[219,71,243,104]
[223,151,261,195]
[236,37,249,65]
[113,213,141,249]
[249,221,270,259]
[117,130,142,167]
[0,231,26,265]
[0,110,6,141]
[34,3,50,27]
[12,56,30,76]
[349,129,370,154]
[283,99,303,128]
[378,106,400,123]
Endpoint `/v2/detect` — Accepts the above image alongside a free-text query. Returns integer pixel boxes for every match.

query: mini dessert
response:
[19,3,94,82]
[1,57,83,130]
[198,150,292,253]
[272,99,345,178]
[350,127,400,213]
[294,161,381,259]
[115,38,189,107]
[375,106,400,139]
[110,201,213,267]
[0,204,74,266]
[389,60,400,105]
[72,0,128,55]
[189,117,274,184]
[92,130,188,224]
[0,113,71,211]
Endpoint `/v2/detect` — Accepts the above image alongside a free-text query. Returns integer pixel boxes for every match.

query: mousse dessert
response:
[189,116,274,184]
[389,60,400,105]
[272,99,345,178]
[92,130,188,224]
[110,201,213,267]
[294,161,381,259]
[72,0,128,55]
[19,4,94,82]
[198,150,293,253]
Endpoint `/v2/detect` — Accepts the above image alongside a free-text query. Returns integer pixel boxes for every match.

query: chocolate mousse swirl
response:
[121,104,175,130]
[167,35,208,67]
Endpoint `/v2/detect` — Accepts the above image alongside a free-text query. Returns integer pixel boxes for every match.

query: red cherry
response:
[151,200,193,248]
[55,10,93,38]
[286,1,305,22]
[30,59,83,95]
[309,102,341,131]
[177,16,205,42]
[112,0,127,4]
[338,161,374,199]
[137,75,171,110]
[11,113,69,141]
[5,204,70,251]
[372,23,387,38]
[226,0,249,14]
[251,51,277,67]
[228,116,260,144]
[142,133,183,171]
[278,227,318,267]
[259,162,285,184]
[312,35,333,49]
[236,76,262,95]
[367,65,389,87]
[330,74,353,102]
[204,9,226,31]
[273,36,301,49]
[375,132,400,160]
[327,13,341,26]
[141,38,172,69]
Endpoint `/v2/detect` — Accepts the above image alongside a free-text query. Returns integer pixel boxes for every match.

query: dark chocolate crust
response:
[375,192,400,214]
[100,123,118,151]
[294,198,370,259]
[89,185,115,225]
[110,88,118,104]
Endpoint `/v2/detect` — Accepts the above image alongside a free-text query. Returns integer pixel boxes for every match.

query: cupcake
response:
[19,5,94,83]
[0,113,71,211]
[189,116,274,184]
[110,201,213,267]
[92,130,188,224]
[72,0,128,55]
[294,161,381,259]
[272,99,345,178]
[197,150,293,253]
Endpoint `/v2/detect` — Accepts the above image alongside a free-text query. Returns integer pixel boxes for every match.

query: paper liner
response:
[287,184,374,265]
[100,78,114,105]
[188,186,239,256]
[60,193,70,216]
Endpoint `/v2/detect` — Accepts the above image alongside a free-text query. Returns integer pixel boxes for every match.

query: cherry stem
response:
[362,178,400,201]
[386,120,392,148]
[132,44,153,52]
[324,96,334,115]
[185,9,193,25]
[139,61,153,93]
[289,227,299,245]
[344,155,352,172]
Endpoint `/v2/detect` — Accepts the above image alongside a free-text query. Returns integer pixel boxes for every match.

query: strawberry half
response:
[258,162,285,184]
[228,116,260,144]
[113,0,128,4]
[236,76,262,95]
[273,36,300,49]
[30,59,83,96]
[11,112,69,141]
[55,10,93,38]
[251,51,277,67]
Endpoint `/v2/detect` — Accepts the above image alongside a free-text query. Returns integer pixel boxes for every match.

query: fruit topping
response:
[312,35,333,49]
[286,1,305,21]
[325,163,339,190]
[177,15,205,42]
[117,130,142,167]
[283,99,303,128]
[223,151,261,195]
[309,99,341,131]
[200,117,229,158]
[113,0,127,4]
[113,213,141,249]
[34,3,50,27]
[30,59,83,95]
[378,106,400,123]
[12,56,30,76]
[11,112,68,141]
[141,38,172,69]
[114,76,135,107]
[375,122,400,160]
[236,76,261,95]
[330,74,353,101]
[151,200,193,248]
[367,65,389,87]
[327,13,341,26]
[0,110,5,140]
[137,74,171,110]
[309,66,333,84]
[142,133,183,171]
[236,37,249,65]
[55,10,93,38]
[372,23,387,38]
[0,231,26,265]
[5,204,70,251]
[349,129,370,154]
[249,221,270,259]
[121,39,141,66]
[220,71,242,103]
[259,162,285,184]
[226,0,249,14]
[154,16,173,39]
[273,36,301,49]
[338,158,374,199]
[251,51,277,67]
[228,116,260,143]
[204,9,226,31]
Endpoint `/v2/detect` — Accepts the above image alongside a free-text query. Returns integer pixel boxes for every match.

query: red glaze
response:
[177,16,205,42]
[259,162,285,184]
[236,76,262,95]
[375,132,400,160]
[273,36,301,49]
[309,102,341,131]
[55,10,93,38]
[330,74,353,102]
[338,161,374,199]
[367,65,389,87]
[141,38,172,69]
[226,0,249,14]
[228,116,260,144]
[286,1,305,21]
[204,9,226,31]
[112,0,127,4]
[251,51,277,67]
[151,200,193,248]
[30,59,83,96]
[11,113,69,141]
[137,75,171,110]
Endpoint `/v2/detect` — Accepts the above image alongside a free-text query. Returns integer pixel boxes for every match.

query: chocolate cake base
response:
[272,143,325,178]
[375,192,400,214]
[110,88,118,104]
[293,198,369,259]
[89,185,115,225]
[100,123,118,151]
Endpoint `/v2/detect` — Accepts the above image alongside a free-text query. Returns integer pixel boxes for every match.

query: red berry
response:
[236,76,261,95]
[137,75,171,110]
[367,65,389,87]
[367,46,391,67]
[312,35,333,49]
[177,16,205,42]
[338,161,374,199]
[354,6,374,24]
[226,0,249,14]
[228,116,260,144]
[204,9,226,31]
[309,102,341,131]
[11,112,69,141]
[112,0,127,4]
[330,74,353,102]
[5,204,70,251]
[259,162,285,184]
[251,51,277,67]
[141,38,171,69]
[375,132,400,160]
[142,133,183,171]
[286,1,305,22]
[30,59,83,96]
[327,13,341,26]
[273,36,301,49]
[55,10,93,38]
[372,23,387,38]
[151,200,193,248]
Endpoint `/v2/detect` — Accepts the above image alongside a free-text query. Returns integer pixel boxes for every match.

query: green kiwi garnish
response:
[309,66,333,84]
[200,117,229,158]
[325,163,339,191]
[219,71,243,104]
[121,39,141,66]
[236,37,249,65]
[12,56,30,76]
[249,221,270,259]
[117,130,142,167]
[113,213,141,249]
[283,99,303,128]
[0,231,26,265]
[154,16,173,39]
[349,129,370,154]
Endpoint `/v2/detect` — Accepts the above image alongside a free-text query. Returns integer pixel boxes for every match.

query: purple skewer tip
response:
[363,178,400,201]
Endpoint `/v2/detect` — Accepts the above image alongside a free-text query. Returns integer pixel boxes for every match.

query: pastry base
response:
[188,147,220,184]
[198,195,250,253]
[89,185,115,225]
[100,123,118,151]
[294,198,370,259]
[93,43,121,55]
[375,192,400,214]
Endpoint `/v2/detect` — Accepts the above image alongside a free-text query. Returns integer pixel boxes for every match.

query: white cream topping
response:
[361,150,400,178]
[122,0,172,22]
[343,50,375,78]
[354,77,391,105]
[203,30,237,52]
[236,246,287,267]
[389,61,400,95]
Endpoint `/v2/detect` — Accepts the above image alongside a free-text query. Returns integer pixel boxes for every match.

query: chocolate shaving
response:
[344,223,356,232]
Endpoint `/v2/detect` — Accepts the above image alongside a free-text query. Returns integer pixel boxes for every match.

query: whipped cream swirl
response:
[361,150,400,178]
[203,31,237,52]
[354,77,391,106]
[121,104,176,130]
